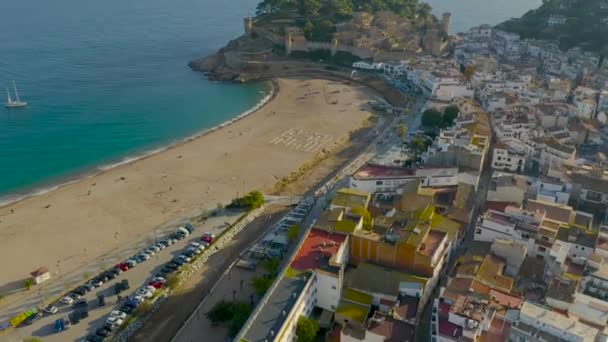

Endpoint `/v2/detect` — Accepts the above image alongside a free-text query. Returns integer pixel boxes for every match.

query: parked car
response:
[159,238,173,246]
[177,227,190,236]
[151,276,166,284]
[149,245,161,253]
[110,310,127,320]
[117,263,129,272]
[135,288,153,298]
[160,265,176,274]
[63,318,71,330]
[60,296,74,305]
[172,258,185,267]
[98,294,106,307]
[73,286,87,296]
[109,266,122,275]
[44,305,58,314]
[96,327,111,337]
[183,249,197,258]
[178,254,192,263]
[119,304,136,315]
[83,283,95,292]
[98,273,110,282]
[102,323,116,332]
[84,334,105,342]
[68,292,82,300]
[148,280,164,289]
[105,316,124,326]
[125,259,137,268]
[166,262,180,270]
[201,233,215,244]
[184,223,194,233]
[142,248,156,256]
[74,299,89,309]
[128,295,144,305]
[89,278,103,287]
[138,252,151,260]
[23,312,43,326]
[154,242,166,250]
[104,271,117,280]
[114,279,129,295]
[54,319,64,333]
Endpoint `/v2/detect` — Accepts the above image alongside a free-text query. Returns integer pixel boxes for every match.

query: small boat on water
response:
[5,80,27,108]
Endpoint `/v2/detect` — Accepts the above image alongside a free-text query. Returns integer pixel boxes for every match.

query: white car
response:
[135,288,153,298]
[145,285,157,293]
[154,243,165,250]
[189,242,205,251]
[110,310,127,320]
[142,248,156,256]
[106,316,124,326]
[138,253,151,260]
[178,255,192,263]
[60,296,74,305]
[151,276,166,284]
[187,247,202,255]
[125,259,138,267]
[149,245,161,252]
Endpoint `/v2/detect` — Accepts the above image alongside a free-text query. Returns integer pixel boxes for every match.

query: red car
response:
[148,281,164,289]
[201,233,215,244]
[117,263,130,271]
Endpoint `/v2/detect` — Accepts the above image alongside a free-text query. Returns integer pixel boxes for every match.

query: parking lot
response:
[3,210,243,342]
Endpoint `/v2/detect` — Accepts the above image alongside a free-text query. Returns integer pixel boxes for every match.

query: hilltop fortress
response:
[191,11,452,82]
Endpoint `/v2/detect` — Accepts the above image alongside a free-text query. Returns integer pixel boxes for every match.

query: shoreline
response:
[0,80,277,209]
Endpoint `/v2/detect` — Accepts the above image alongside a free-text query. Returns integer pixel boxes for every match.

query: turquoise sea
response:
[0,0,540,202]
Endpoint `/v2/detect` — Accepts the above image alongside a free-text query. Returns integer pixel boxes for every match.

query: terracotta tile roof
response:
[291,228,346,271]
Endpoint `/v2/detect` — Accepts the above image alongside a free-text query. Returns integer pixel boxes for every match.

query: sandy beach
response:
[0,77,377,302]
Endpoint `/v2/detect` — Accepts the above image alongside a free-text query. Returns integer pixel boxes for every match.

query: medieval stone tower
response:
[441,12,451,36]
[244,17,253,36]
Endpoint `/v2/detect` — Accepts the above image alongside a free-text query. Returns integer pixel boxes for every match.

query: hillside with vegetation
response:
[496,0,608,55]
[255,0,436,41]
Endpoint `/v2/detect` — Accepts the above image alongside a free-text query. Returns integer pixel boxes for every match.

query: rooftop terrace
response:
[290,228,346,272]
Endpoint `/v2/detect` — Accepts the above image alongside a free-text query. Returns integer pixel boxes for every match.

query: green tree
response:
[263,258,281,276]
[442,105,460,128]
[351,206,373,230]
[421,108,443,128]
[228,303,253,337]
[411,136,428,162]
[24,278,35,290]
[207,301,237,323]
[288,224,301,243]
[165,275,180,290]
[252,276,274,296]
[227,191,265,210]
[296,316,319,342]
[463,65,475,81]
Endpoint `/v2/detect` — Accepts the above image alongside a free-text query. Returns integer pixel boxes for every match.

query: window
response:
[538,246,546,252]
[476,228,482,234]
[331,285,337,290]
[376,181,383,185]
[542,236,549,241]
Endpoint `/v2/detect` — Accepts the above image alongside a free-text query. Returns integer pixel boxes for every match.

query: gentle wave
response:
[0,83,275,208]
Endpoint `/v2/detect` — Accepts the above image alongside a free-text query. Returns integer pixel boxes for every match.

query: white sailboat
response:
[5,81,27,108]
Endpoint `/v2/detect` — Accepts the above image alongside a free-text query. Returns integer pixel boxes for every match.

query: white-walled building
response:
[349,163,458,194]
[510,301,599,342]
[236,228,349,342]
[492,143,526,172]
